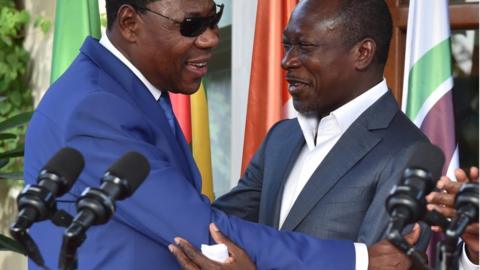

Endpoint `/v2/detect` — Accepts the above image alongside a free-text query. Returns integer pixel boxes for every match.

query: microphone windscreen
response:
[405,142,445,181]
[107,151,150,194]
[42,147,85,189]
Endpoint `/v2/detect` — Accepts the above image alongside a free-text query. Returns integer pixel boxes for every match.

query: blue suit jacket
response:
[24,37,355,270]
[214,92,428,245]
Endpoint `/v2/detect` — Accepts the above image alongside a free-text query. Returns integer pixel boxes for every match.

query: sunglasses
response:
[136,3,224,37]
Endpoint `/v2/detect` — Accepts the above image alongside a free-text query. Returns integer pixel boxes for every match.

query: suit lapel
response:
[80,37,199,186]
[280,92,398,231]
[260,122,305,228]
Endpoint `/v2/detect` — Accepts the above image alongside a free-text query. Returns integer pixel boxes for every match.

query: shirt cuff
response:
[459,242,479,270]
[354,242,368,270]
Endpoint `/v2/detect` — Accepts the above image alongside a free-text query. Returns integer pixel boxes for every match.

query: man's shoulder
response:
[390,110,429,142]
[269,118,299,133]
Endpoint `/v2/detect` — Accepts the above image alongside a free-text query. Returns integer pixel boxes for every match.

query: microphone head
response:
[455,182,479,211]
[41,147,85,195]
[386,142,445,222]
[106,151,150,195]
[404,142,445,182]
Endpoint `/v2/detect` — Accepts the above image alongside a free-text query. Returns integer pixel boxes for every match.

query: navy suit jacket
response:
[214,91,428,245]
[24,37,355,270]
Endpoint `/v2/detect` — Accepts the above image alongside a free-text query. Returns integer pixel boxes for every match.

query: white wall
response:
[230,0,257,186]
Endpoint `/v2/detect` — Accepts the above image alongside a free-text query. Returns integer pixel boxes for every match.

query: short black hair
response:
[336,0,393,67]
[105,0,155,30]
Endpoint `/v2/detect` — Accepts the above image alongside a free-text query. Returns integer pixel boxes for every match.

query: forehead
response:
[285,0,343,38]
[149,0,214,16]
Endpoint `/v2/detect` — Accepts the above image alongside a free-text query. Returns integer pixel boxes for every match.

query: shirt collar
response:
[297,79,388,149]
[99,34,162,101]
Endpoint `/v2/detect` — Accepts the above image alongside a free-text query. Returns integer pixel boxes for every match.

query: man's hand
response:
[463,222,479,264]
[426,167,479,264]
[426,167,478,219]
[169,223,256,270]
[368,224,421,270]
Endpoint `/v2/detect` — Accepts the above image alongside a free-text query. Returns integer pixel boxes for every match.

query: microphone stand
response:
[386,208,430,270]
[59,223,87,270]
[10,216,49,270]
[435,207,477,270]
[435,236,460,270]
[436,182,479,270]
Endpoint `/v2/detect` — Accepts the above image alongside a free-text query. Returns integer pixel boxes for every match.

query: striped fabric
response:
[402,1,459,264]
[51,0,101,83]
[402,0,459,178]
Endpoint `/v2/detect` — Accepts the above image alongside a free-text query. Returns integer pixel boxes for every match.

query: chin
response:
[171,83,202,95]
[293,101,308,114]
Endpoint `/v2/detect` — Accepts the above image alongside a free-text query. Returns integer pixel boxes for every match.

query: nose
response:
[195,26,220,49]
[281,46,301,70]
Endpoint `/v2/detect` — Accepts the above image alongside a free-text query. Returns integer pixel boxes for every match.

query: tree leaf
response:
[0,133,16,140]
[0,159,8,169]
[0,111,32,132]
[0,171,23,180]
[0,146,23,159]
[0,234,26,255]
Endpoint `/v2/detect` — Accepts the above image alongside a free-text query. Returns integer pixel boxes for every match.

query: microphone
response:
[446,182,479,238]
[436,182,479,270]
[386,142,445,231]
[10,147,84,269]
[385,142,444,269]
[59,151,150,270]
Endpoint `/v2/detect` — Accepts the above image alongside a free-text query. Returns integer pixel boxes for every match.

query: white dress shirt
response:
[278,79,478,269]
[99,35,162,101]
[278,79,388,269]
[460,243,479,270]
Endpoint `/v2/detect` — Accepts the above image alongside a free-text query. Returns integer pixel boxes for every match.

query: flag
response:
[170,93,192,142]
[191,84,214,200]
[51,0,101,83]
[171,83,214,201]
[402,0,459,263]
[402,0,459,179]
[241,0,298,173]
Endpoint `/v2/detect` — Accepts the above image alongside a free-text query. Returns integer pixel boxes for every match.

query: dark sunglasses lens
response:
[180,17,208,37]
[211,5,224,26]
[180,5,223,37]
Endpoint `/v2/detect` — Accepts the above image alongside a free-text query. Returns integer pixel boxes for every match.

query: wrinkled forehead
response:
[148,0,215,17]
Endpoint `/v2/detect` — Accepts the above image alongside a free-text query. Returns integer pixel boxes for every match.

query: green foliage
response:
[34,15,52,34]
[0,234,26,255]
[0,0,33,180]
[0,0,36,256]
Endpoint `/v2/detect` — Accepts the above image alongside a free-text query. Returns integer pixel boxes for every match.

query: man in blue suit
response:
[24,0,417,269]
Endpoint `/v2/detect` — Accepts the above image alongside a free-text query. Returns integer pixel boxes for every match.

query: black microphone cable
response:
[59,151,150,270]
[10,147,84,270]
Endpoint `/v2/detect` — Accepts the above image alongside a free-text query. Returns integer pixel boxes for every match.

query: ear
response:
[353,38,376,70]
[116,4,141,42]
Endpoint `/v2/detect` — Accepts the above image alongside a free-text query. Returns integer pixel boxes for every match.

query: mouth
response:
[185,56,211,78]
[286,76,310,96]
